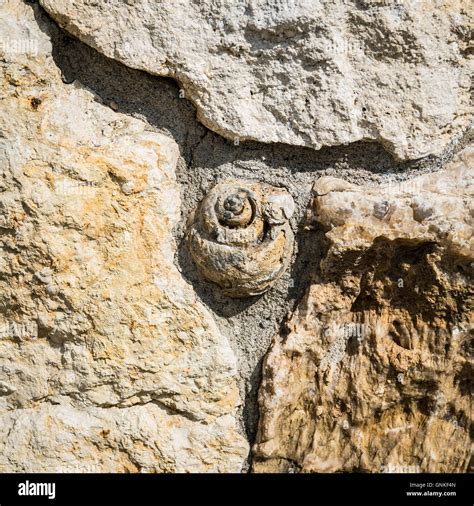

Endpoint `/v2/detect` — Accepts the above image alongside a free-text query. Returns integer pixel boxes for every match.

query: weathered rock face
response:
[1,0,472,476]
[0,0,248,472]
[39,0,472,160]
[253,147,473,473]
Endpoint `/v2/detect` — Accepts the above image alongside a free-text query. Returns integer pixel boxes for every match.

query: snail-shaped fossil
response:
[187,180,295,297]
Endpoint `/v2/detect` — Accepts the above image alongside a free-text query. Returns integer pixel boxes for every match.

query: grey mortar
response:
[31,0,473,472]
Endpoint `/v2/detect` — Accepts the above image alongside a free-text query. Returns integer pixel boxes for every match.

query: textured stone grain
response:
[39,0,473,160]
[0,0,248,473]
[253,147,473,473]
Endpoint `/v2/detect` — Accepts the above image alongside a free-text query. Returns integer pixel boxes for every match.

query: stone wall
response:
[0,0,472,473]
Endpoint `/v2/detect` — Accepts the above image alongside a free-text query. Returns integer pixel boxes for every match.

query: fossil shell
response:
[187,180,295,298]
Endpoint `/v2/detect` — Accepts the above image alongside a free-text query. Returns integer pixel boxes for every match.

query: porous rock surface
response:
[253,147,473,472]
[39,0,473,160]
[0,0,248,473]
[1,0,472,475]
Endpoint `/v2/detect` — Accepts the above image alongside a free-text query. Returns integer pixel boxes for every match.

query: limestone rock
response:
[39,0,473,160]
[0,0,248,473]
[253,147,473,472]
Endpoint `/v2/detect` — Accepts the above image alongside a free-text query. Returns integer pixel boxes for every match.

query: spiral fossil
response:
[187,180,295,298]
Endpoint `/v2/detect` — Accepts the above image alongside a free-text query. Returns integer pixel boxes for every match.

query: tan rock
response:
[0,0,248,473]
[253,147,473,473]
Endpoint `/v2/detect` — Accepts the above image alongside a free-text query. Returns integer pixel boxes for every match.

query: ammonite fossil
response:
[187,180,295,298]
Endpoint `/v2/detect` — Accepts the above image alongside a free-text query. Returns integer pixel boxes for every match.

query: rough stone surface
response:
[253,147,473,473]
[27,0,471,452]
[1,0,472,475]
[0,0,248,473]
[39,0,473,160]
